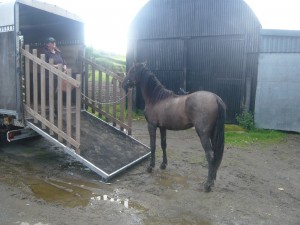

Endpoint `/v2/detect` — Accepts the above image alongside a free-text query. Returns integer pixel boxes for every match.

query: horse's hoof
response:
[204,183,212,192]
[147,166,153,173]
[160,164,167,170]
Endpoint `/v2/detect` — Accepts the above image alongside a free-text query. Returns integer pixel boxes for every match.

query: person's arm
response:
[61,54,67,72]
[52,64,66,72]
[56,49,67,72]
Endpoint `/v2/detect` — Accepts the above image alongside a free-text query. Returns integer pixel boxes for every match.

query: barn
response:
[127,0,261,122]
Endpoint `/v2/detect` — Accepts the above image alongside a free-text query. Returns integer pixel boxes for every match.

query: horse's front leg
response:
[147,123,157,173]
[160,128,167,169]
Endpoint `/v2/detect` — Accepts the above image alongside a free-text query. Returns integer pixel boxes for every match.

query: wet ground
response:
[0,119,299,225]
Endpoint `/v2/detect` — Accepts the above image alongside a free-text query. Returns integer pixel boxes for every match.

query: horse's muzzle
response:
[121,81,128,93]
[122,79,135,93]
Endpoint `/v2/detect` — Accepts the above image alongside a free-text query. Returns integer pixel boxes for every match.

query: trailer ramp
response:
[26,111,150,181]
[21,45,149,181]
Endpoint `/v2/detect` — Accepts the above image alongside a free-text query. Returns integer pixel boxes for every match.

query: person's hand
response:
[63,65,67,73]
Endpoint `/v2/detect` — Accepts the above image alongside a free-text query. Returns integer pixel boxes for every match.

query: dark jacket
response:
[44,47,65,65]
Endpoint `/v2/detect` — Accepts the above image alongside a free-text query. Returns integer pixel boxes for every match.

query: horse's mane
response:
[139,67,176,104]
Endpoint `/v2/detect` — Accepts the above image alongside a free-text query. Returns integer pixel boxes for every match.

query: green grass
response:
[85,47,126,73]
[87,51,125,82]
[225,125,286,147]
[88,71,113,82]
[95,56,125,73]
[225,124,245,132]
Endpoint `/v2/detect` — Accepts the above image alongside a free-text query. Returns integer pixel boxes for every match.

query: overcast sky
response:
[2,0,300,54]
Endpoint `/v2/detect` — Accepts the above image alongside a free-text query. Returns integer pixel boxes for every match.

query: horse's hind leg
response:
[147,123,157,173]
[196,131,215,192]
[160,128,167,169]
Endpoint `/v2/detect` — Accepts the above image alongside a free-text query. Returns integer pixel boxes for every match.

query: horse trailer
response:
[0,0,85,140]
[0,0,150,181]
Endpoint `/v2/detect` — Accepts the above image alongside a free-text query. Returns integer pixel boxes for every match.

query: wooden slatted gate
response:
[21,45,82,152]
[79,56,133,135]
[20,45,133,153]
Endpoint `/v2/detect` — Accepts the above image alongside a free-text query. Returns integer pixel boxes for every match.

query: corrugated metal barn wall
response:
[127,0,261,122]
[255,30,300,132]
[260,30,300,53]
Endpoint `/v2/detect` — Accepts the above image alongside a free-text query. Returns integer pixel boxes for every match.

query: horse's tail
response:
[211,97,226,177]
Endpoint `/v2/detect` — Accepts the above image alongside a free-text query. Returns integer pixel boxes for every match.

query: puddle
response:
[0,138,102,207]
[0,159,95,207]
[129,201,149,212]
[26,178,93,207]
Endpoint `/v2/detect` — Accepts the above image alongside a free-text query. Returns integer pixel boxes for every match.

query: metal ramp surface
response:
[26,111,150,181]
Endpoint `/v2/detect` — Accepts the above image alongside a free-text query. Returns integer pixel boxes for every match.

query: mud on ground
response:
[0,118,299,225]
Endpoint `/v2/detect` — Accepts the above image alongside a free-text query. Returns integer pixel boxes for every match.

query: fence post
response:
[33,49,38,123]
[66,69,72,147]
[49,59,54,135]
[40,54,46,129]
[76,74,81,154]
[128,88,133,135]
[84,62,89,110]
[105,71,110,122]
[112,78,117,127]
[57,64,63,142]
[25,45,30,109]
[98,70,103,118]
[120,82,125,131]
[91,58,96,113]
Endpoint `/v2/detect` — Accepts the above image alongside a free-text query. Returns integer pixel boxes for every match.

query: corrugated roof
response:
[129,0,261,40]
[0,0,83,28]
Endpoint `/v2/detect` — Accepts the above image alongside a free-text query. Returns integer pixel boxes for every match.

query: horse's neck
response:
[140,73,172,105]
[140,81,152,105]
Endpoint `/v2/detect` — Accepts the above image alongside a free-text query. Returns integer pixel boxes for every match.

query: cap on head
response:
[45,37,56,43]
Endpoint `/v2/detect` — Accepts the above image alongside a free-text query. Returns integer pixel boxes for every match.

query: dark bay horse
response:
[122,62,226,192]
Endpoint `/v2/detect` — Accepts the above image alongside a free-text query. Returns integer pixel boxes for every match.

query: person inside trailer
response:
[44,36,67,72]
[43,37,69,115]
